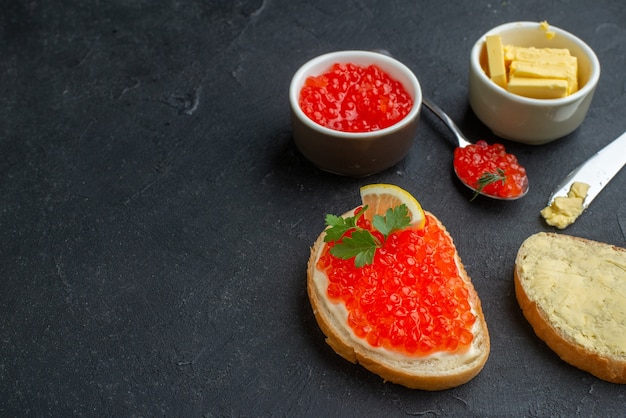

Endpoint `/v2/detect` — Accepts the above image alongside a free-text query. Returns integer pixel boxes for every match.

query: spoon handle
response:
[422,98,473,148]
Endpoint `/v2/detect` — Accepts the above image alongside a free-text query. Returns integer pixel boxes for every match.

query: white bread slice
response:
[307,210,490,390]
[515,232,626,384]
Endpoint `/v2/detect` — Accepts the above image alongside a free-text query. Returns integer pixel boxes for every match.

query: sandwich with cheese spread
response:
[515,232,626,383]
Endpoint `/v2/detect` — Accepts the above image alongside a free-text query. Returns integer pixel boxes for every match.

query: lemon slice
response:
[359,184,426,229]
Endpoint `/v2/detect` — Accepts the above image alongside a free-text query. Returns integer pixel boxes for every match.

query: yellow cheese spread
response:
[520,233,626,356]
[539,20,556,39]
[507,77,569,99]
[486,35,507,88]
[484,22,578,98]
[541,182,590,229]
[505,48,578,97]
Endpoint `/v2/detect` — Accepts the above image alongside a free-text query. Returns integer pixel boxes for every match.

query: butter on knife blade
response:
[548,130,626,209]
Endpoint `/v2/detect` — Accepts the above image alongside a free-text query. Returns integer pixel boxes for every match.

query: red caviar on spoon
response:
[423,98,529,200]
[454,140,528,201]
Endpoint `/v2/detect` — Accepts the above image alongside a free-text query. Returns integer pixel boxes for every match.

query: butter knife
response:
[548,130,626,208]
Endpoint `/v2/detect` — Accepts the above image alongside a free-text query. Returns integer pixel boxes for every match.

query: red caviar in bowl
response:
[299,63,413,132]
[317,211,475,356]
[453,140,528,199]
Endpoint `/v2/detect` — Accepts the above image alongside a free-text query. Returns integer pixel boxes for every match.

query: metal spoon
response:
[422,98,529,200]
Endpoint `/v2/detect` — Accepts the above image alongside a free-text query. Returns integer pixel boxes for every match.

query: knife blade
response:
[548,130,626,208]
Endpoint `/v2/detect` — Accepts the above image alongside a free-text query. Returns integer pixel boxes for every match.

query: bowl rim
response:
[470,21,601,106]
[289,50,422,139]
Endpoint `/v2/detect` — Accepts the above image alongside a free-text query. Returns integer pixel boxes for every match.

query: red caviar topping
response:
[453,140,528,199]
[299,63,413,132]
[318,211,475,356]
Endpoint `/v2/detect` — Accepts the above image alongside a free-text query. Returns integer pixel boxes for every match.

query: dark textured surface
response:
[1,1,625,416]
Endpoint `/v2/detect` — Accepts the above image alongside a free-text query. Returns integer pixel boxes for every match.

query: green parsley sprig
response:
[324,204,412,267]
[471,168,506,201]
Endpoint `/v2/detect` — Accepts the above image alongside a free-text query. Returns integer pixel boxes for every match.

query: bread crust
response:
[307,210,490,390]
[514,232,626,384]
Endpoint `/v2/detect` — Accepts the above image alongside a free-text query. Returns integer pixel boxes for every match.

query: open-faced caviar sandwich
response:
[307,184,490,390]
